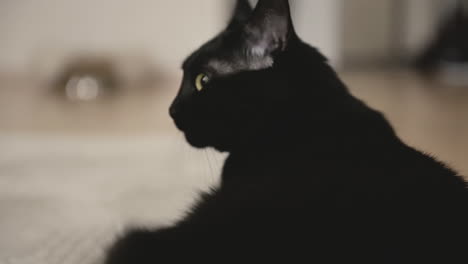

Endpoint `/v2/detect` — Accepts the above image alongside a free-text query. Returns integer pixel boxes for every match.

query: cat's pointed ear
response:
[244,0,295,56]
[227,0,253,29]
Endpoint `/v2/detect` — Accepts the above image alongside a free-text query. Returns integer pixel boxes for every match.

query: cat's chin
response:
[184,132,231,152]
[184,133,209,149]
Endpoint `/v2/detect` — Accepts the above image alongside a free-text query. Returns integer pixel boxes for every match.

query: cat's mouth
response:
[184,132,207,149]
[171,111,236,151]
[172,118,188,133]
[179,124,233,151]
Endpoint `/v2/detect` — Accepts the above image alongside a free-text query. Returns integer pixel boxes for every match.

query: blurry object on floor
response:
[414,0,468,86]
[51,55,121,101]
[49,53,166,102]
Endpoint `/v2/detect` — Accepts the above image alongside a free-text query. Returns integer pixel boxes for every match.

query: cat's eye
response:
[195,73,210,92]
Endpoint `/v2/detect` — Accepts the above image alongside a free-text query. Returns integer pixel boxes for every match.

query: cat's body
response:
[106,1,467,263]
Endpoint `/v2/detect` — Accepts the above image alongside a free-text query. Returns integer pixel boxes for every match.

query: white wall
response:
[0,0,226,74]
[293,0,342,66]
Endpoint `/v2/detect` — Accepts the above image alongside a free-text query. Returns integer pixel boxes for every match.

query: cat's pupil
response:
[202,75,209,84]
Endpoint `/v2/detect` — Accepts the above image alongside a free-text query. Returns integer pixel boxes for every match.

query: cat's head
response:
[170,0,332,152]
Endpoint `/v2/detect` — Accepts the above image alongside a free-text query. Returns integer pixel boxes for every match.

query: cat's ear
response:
[244,0,295,56]
[227,0,253,29]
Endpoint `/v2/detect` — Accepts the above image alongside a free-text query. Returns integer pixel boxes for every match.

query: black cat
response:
[105,1,468,263]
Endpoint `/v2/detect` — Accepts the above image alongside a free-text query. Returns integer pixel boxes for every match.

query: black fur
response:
[106,0,468,263]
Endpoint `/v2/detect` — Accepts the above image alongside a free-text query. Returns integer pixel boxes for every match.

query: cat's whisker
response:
[208,148,223,175]
[203,149,216,183]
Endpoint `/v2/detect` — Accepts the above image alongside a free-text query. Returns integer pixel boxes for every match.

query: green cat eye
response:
[195,73,210,92]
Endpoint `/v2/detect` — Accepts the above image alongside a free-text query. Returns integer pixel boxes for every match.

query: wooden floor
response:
[343,70,468,176]
[0,70,467,263]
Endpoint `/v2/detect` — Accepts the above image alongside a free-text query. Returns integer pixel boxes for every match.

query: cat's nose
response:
[169,101,182,119]
[169,104,178,119]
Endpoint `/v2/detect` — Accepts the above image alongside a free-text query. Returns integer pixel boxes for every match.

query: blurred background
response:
[1,0,468,263]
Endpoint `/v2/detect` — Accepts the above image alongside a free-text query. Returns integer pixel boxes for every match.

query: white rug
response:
[0,133,225,264]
